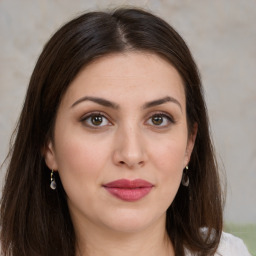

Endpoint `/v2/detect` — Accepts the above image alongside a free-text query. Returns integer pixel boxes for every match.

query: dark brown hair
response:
[1,8,224,256]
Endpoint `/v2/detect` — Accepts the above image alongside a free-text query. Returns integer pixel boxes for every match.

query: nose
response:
[112,125,147,169]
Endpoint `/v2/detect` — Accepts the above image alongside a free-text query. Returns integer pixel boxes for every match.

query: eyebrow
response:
[70,96,182,111]
[142,96,182,111]
[71,96,119,109]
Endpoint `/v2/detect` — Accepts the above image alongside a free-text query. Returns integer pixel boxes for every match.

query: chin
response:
[100,209,166,234]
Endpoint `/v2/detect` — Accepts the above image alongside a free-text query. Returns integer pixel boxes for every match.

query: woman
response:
[0,8,251,256]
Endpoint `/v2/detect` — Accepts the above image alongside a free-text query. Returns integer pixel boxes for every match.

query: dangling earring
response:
[182,166,189,187]
[50,169,57,190]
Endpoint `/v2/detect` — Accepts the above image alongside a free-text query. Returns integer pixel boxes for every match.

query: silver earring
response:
[182,166,189,187]
[50,169,57,190]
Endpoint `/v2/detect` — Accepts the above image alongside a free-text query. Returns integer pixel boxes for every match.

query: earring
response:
[50,169,57,190]
[182,166,189,187]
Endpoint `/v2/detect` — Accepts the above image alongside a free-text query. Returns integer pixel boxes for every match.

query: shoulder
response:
[215,232,252,256]
[185,231,251,256]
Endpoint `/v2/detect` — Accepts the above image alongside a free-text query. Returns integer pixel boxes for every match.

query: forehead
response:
[61,52,186,107]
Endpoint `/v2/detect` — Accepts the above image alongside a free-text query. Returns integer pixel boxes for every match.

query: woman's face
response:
[45,52,196,234]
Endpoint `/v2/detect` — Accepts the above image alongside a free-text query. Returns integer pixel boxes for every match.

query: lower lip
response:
[104,187,152,202]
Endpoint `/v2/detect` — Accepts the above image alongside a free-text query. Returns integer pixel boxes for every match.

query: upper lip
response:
[103,179,153,188]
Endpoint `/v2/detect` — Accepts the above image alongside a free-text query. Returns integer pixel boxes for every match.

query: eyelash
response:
[80,111,175,129]
[80,112,112,128]
[145,112,175,128]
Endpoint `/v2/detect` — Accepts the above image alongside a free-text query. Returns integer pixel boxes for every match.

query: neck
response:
[74,216,174,256]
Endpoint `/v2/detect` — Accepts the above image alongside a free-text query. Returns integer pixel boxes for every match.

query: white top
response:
[216,232,252,256]
[186,232,252,256]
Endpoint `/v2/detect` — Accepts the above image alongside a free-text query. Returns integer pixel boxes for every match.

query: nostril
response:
[138,161,144,166]
[118,160,144,167]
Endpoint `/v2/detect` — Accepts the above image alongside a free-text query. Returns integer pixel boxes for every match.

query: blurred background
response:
[0,0,255,254]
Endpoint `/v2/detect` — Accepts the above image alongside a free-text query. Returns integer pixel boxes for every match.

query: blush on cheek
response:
[56,142,101,199]
[154,142,186,169]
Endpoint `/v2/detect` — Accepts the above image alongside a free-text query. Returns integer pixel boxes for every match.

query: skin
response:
[44,52,197,256]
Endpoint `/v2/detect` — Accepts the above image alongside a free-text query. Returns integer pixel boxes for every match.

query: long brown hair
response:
[1,8,224,256]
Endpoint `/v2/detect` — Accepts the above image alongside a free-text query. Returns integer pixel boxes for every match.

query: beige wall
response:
[0,0,255,224]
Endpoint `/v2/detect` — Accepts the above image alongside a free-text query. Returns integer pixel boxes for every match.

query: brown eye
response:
[91,115,103,126]
[152,115,163,125]
[146,113,174,128]
[81,113,111,128]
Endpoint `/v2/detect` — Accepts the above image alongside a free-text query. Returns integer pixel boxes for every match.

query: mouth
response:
[103,179,153,202]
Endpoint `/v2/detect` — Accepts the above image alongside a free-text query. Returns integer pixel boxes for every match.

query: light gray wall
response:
[0,0,255,224]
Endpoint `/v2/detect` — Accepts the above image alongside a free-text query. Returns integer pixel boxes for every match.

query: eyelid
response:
[80,111,113,128]
[145,111,175,126]
[79,110,175,129]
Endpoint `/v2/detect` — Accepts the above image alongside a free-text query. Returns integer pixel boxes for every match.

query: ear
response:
[43,140,59,170]
[184,123,198,166]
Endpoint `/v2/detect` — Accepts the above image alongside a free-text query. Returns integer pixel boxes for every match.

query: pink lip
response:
[103,179,153,202]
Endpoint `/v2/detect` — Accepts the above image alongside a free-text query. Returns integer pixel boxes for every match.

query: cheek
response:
[58,140,97,172]
[150,136,187,173]
[54,131,110,190]
[148,135,187,201]
[157,143,184,188]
